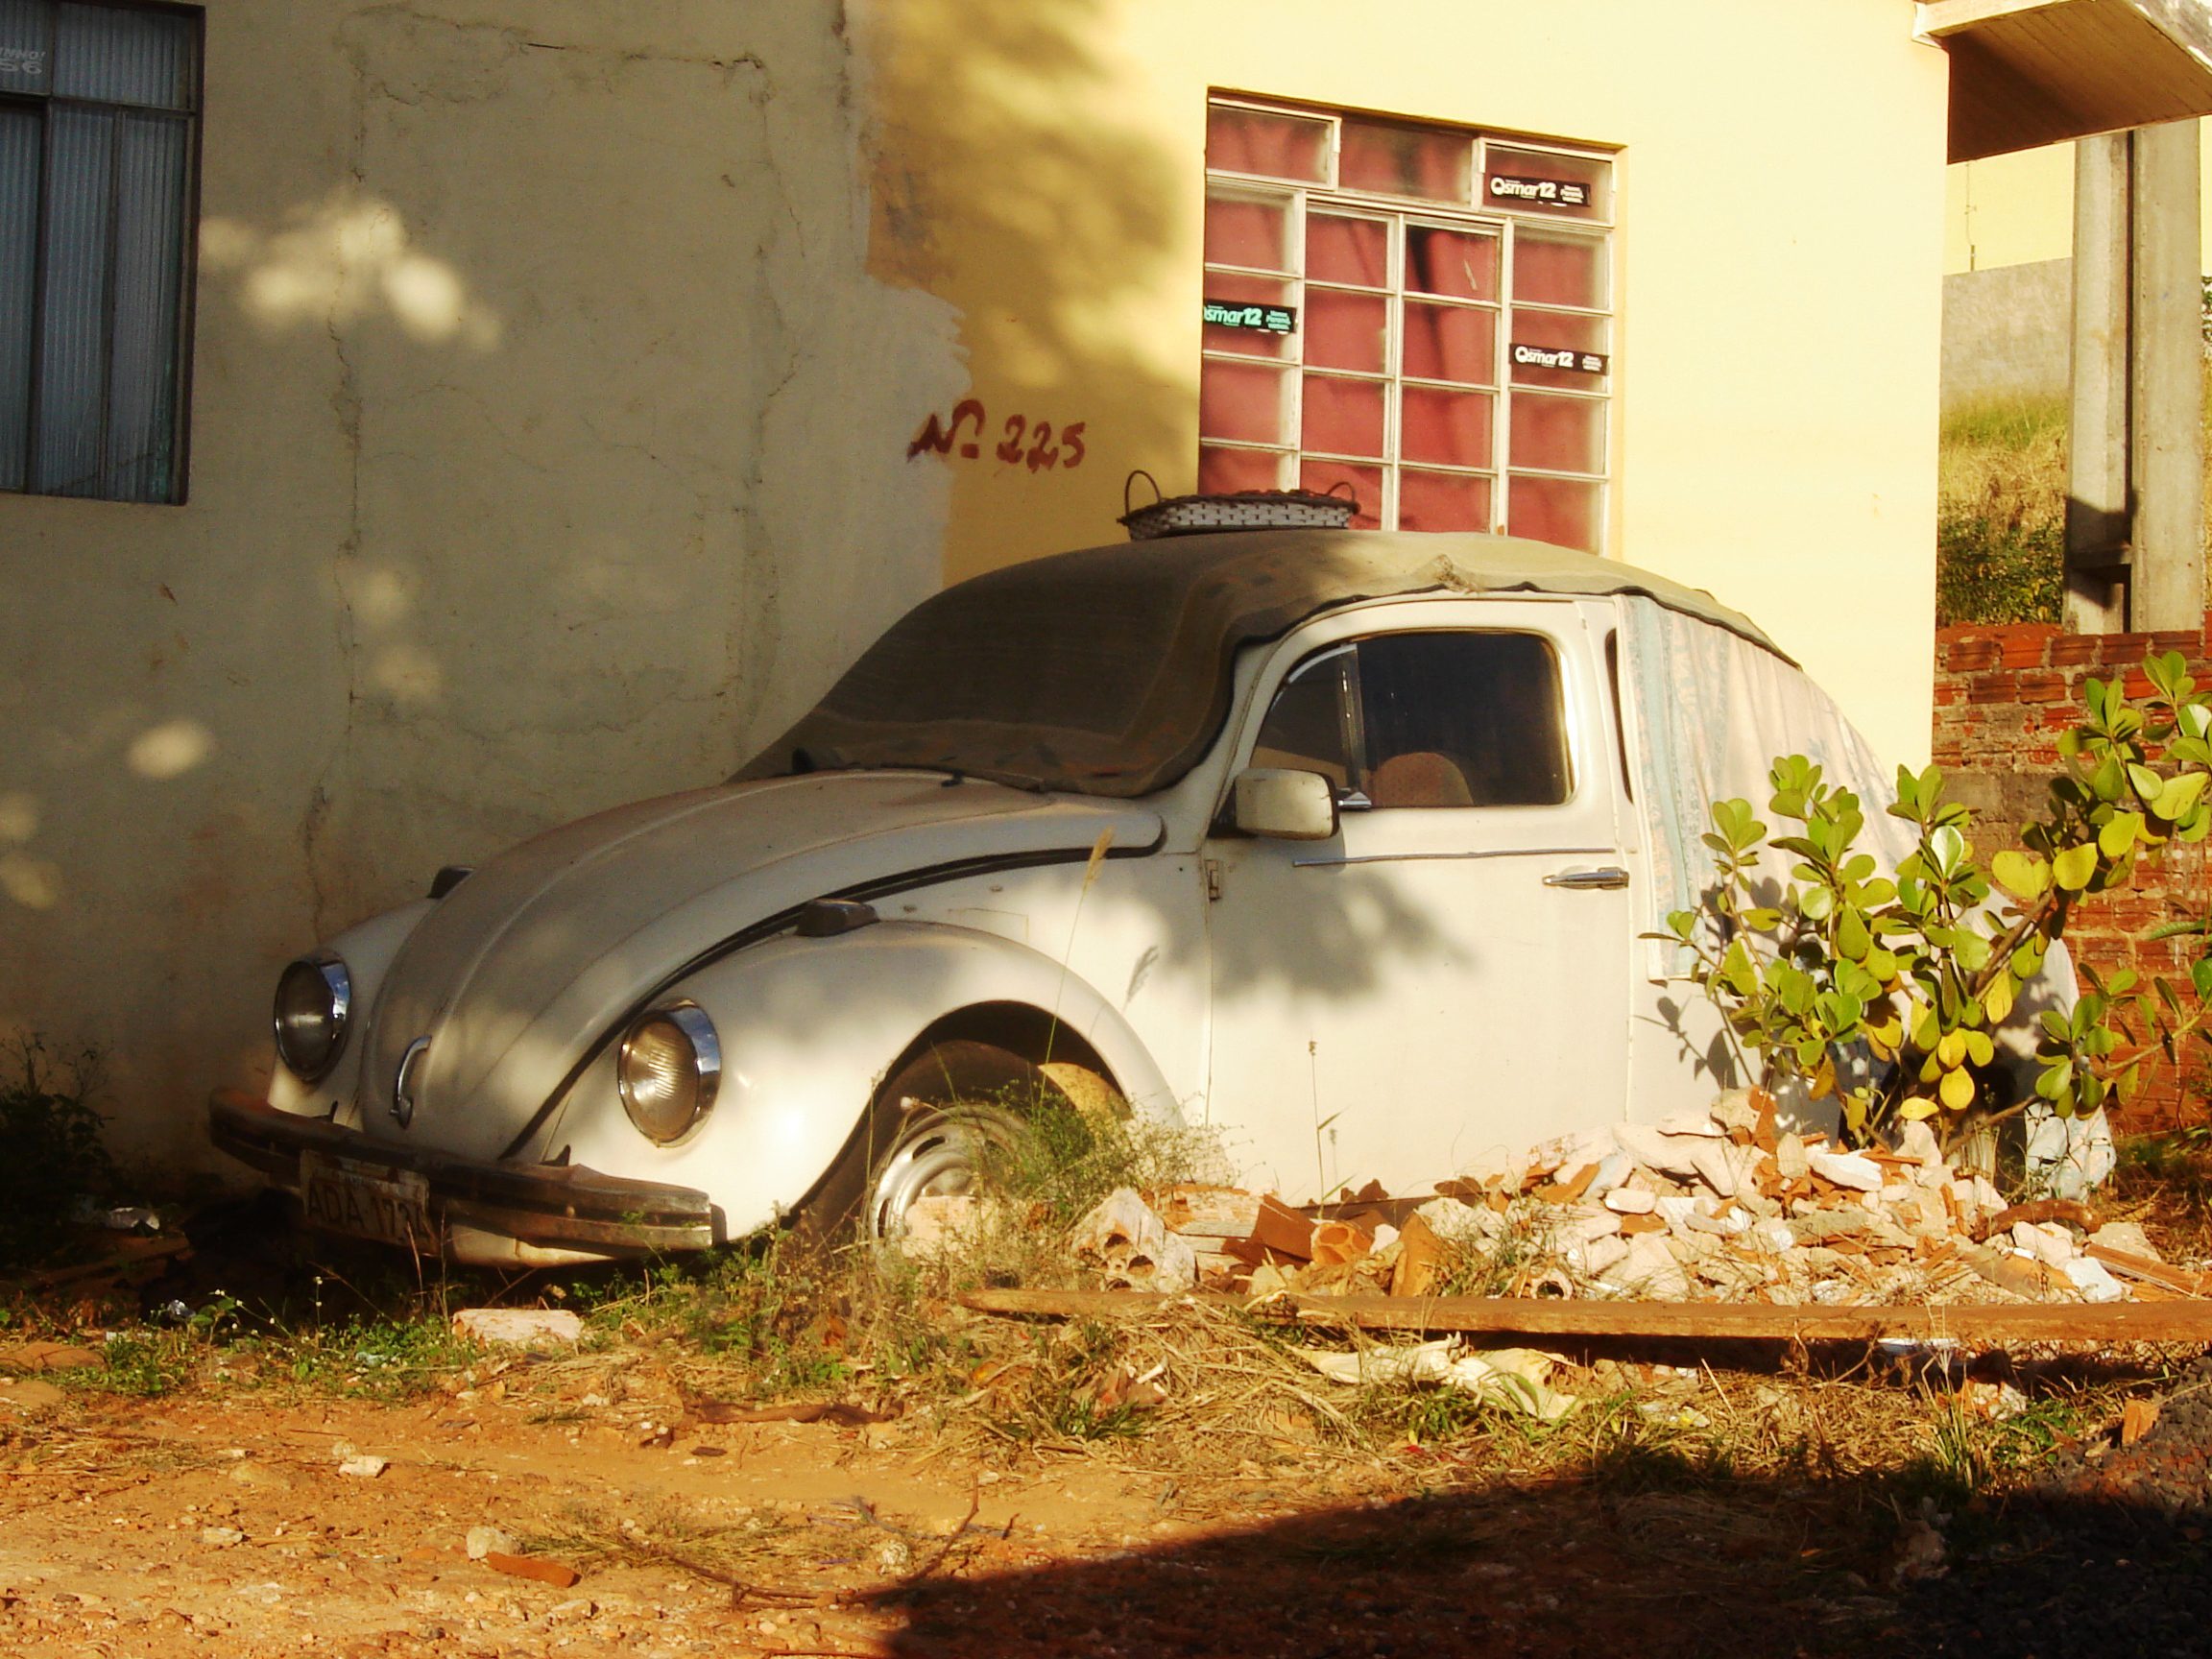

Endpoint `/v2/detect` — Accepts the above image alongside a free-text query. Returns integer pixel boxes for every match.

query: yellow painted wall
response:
[858,0,1950,773]
[1943,122,2212,273]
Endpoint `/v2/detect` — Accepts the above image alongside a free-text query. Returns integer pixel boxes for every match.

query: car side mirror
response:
[1230,768,1338,840]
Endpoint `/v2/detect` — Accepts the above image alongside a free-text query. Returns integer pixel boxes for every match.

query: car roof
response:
[737,529,1786,799]
[975,528,1783,657]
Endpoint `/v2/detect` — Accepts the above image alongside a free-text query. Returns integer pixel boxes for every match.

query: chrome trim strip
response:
[391,1035,430,1127]
[1290,845,1616,869]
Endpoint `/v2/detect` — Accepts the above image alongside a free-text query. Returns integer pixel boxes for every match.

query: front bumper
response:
[209,1089,717,1260]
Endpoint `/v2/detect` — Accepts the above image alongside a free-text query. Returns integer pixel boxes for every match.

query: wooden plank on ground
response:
[957,1286,2212,1343]
[2086,1242,2212,1297]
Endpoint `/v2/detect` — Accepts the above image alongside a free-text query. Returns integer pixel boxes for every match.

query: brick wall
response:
[1933,614,2212,1132]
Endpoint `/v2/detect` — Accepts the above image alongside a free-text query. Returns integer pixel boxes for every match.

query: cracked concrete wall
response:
[0,0,960,1170]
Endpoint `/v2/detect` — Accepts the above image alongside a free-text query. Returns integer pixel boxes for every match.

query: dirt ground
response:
[1,1359,1931,1659]
[4,1152,2208,1659]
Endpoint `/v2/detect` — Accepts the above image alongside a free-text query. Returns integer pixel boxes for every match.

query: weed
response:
[0,1036,113,1270]
[96,1330,190,1397]
[1936,396,2064,625]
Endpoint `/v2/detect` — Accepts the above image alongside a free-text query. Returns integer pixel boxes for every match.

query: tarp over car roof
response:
[734,529,1785,800]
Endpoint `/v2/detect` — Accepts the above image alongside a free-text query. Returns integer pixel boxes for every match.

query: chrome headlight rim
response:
[616,1001,722,1145]
[273,952,352,1084]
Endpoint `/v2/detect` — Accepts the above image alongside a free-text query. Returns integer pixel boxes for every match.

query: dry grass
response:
[2107,1132,2212,1265]
[1936,397,2066,625]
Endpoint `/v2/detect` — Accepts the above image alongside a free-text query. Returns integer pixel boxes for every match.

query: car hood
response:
[348,772,1162,1159]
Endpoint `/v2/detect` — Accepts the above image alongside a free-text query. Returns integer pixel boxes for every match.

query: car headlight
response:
[617,1002,721,1144]
[274,954,351,1082]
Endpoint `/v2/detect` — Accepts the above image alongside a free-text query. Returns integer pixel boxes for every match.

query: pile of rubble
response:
[1066,1090,2204,1308]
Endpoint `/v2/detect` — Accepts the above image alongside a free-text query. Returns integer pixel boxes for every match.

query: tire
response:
[803,1040,1060,1244]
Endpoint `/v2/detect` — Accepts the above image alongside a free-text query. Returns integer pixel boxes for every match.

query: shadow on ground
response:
[863,1469,2208,1659]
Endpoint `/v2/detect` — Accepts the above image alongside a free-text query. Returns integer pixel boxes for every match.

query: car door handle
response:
[1543,866,1629,890]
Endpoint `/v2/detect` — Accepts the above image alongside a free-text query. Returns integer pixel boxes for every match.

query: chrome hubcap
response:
[865,1106,1016,1242]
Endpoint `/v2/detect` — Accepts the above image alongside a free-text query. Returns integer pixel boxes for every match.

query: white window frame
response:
[1201,97,1616,552]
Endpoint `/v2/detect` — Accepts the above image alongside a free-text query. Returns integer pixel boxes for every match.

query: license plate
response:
[300,1154,434,1250]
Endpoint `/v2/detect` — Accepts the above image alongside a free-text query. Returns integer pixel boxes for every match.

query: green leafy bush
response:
[1667,651,2212,1146]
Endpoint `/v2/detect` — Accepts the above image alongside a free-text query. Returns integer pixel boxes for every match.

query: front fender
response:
[540,921,1177,1238]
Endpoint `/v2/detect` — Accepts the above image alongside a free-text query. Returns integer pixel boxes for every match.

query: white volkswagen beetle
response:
[210,529,2059,1266]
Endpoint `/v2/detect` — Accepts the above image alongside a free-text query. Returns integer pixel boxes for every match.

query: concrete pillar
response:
[2129,119,2205,634]
[2066,132,2130,633]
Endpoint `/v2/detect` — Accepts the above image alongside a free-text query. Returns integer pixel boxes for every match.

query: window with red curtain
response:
[1200,103,1614,553]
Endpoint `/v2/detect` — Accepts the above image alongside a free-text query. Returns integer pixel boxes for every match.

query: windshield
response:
[732,531,1783,800]
[733,554,1204,796]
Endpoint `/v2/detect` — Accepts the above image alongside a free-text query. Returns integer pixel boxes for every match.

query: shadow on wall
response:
[2,2,974,1163]
[860,0,1196,576]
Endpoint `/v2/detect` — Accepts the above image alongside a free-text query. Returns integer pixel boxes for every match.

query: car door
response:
[1203,598,1632,1200]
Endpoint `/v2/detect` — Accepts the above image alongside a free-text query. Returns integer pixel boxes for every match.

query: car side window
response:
[1248,642,1358,791]
[1252,631,1572,808]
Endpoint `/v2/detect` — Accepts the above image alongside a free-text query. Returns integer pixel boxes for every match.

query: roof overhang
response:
[1917,0,2212,160]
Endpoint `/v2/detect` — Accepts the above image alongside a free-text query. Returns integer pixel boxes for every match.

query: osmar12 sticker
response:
[1487,175,1590,209]
[1204,300,1297,335]
[1511,344,1608,376]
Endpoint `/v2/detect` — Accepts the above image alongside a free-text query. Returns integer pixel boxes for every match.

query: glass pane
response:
[1298,458,1381,529]
[0,0,52,93]
[33,105,110,496]
[1302,373,1383,459]
[1402,301,1495,386]
[1204,188,1292,273]
[1510,308,1610,388]
[1398,469,1492,533]
[1400,387,1492,469]
[0,108,38,491]
[55,2,193,108]
[1509,473,1603,553]
[104,111,186,501]
[1508,392,1605,474]
[1198,358,1291,445]
[1339,117,1471,202]
[1513,228,1607,309]
[1406,226,1498,301]
[1308,213,1387,287]
[1485,145,1611,221]
[1305,288,1386,373]
[1199,445,1289,494]
[1207,104,1330,183]
[1358,633,1570,806]
[1253,645,1355,791]
[1203,271,1295,360]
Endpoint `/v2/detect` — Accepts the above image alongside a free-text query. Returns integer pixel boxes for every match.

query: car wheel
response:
[805,1040,1062,1245]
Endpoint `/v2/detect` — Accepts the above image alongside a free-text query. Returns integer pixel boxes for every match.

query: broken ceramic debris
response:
[1070,1189,1198,1292]
[1295,1338,1578,1420]
[1077,1090,2195,1313]
[451,1309,583,1350]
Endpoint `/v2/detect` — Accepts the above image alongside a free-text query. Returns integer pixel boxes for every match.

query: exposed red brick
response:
[2049,636,2102,666]
[1931,624,2212,1131]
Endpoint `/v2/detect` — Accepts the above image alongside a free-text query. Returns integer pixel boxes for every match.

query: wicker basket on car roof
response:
[1118,469,1358,541]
